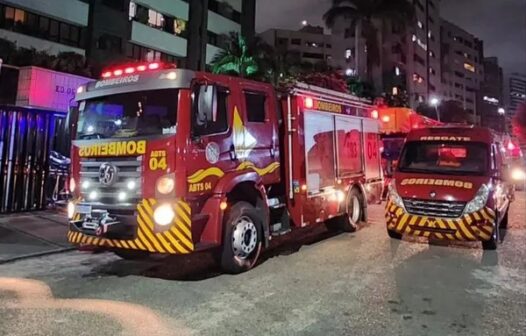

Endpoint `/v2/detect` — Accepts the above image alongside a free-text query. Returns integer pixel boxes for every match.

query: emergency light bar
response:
[100,62,167,79]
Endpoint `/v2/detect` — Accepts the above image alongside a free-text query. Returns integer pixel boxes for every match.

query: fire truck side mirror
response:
[66,106,79,141]
[196,85,217,127]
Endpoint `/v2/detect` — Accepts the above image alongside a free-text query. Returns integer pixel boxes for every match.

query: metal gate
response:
[0,106,68,213]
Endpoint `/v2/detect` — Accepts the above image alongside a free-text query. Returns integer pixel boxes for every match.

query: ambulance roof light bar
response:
[101,62,169,79]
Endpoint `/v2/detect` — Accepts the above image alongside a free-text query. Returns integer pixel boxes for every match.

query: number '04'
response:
[149,157,167,170]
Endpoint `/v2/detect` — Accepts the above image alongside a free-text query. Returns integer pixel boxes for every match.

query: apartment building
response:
[508,73,526,132]
[478,57,504,131]
[440,19,484,120]
[259,25,352,71]
[0,0,256,72]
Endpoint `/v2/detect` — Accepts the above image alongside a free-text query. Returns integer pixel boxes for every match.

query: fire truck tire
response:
[387,229,402,240]
[114,250,150,260]
[220,201,263,274]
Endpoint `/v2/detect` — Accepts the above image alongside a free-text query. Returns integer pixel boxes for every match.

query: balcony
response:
[130,21,187,57]
[0,29,84,55]
[3,0,88,26]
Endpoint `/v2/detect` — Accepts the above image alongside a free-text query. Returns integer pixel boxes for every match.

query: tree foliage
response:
[512,103,526,142]
[210,32,259,78]
[0,38,91,77]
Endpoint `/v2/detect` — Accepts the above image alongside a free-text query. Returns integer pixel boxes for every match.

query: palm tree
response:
[323,0,415,79]
[211,32,259,78]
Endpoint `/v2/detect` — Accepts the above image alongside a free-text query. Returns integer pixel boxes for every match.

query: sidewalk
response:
[0,210,73,264]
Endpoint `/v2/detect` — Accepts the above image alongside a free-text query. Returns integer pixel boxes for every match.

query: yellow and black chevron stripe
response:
[385,200,496,241]
[68,199,193,254]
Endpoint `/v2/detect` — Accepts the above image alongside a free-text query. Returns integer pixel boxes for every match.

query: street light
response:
[301,20,308,26]
[430,97,441,122]
[497,107,506,133]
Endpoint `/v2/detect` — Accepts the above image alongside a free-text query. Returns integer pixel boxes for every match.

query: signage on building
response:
[15,66,92,113]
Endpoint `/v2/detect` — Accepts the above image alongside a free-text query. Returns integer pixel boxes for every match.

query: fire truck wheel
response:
[114,250,150,260]
[342,188,364,231]
[220,201,263,274]
[482,221,499,250]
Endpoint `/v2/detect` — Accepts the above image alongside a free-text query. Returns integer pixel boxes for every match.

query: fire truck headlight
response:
[335,190,346,203]
[156,175,175,195]
[463,184,490,215]
[511,168,526,181]
[387,180,405,210]
[67,202,75,219]
[153,204,175,226]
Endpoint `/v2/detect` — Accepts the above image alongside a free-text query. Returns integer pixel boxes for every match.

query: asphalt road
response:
[1,193,525,336]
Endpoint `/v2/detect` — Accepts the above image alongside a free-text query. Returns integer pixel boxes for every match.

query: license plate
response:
[75,204,92,214]
[82,221,99,230]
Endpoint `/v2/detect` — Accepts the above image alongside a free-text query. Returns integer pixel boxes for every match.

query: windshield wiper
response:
[78,132,107,140]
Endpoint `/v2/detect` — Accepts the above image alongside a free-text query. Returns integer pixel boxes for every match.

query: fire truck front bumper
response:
[385,201,496,241]
[68,198,194,254]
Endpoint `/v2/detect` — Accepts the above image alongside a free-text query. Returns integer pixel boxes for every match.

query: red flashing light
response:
[124,67,135,74]
[371,110,379,119]
[148,63,160,70]
[382,115,391,123]
[113,69,123,76]
[137,65,147,71]
[304,97,314,109]
[101,71,112,78]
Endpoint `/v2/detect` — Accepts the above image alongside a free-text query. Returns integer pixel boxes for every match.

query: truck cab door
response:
[237,86,280,184]
[186,84,237,195]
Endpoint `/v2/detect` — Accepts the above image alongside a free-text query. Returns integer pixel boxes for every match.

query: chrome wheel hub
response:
[349,196,361,224]
[232,216,258,259]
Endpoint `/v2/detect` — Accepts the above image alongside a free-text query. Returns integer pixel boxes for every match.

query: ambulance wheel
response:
[114,250,150,260]
[482,222,499,250]
[387,228,402,240]
[220,201,263,274]
[499,210,509,229]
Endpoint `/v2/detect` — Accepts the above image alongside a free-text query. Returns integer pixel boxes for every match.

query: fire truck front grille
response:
[79,156,142,207]
[403,198,466,218]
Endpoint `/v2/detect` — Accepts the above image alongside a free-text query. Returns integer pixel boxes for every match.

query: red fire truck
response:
[66,63,382,273]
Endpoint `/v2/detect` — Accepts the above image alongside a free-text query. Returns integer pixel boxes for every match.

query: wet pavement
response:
[0,193,525,336]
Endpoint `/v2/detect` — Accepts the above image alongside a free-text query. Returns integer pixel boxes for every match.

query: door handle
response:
[229,144,237,161]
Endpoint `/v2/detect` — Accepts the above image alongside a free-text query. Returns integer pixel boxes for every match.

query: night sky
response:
[256,0,526,77]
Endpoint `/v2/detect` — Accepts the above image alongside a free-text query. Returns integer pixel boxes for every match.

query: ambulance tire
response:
[387,229,402,240]
[220,201,263,274]
[114,250,150,260]
[482,221,499,250]
[499,209,509,229]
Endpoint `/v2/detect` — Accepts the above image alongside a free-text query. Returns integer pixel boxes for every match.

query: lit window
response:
[395,66,401,76]
[392,87,399,95]
[412,34,417,42]
[417,21,423,29]
[464,63,475,72]
[345,48,352,59]
[129,1,136,19]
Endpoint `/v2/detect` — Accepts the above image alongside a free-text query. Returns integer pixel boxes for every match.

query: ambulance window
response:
[245,92,266,122]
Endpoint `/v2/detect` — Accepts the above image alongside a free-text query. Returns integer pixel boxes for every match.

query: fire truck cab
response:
[67,63,382,273]
[385,125,513,250]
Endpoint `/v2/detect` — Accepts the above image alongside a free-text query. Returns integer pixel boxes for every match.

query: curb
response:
[0,247,75,265]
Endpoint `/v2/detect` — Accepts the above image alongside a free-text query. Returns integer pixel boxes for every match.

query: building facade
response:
[0,0,89,56]
[440,19,484,121]
[0,0,256,73]
[328,0,442,109]
[508,73,526,133]
[259,25,351,70]
[477,57,504,132]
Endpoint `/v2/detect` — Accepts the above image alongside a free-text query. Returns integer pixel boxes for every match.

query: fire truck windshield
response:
[398,141,489,176]
[76,89,178,140]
